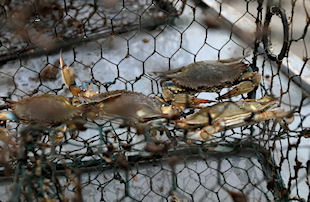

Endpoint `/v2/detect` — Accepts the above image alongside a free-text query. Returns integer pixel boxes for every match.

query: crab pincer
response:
[59,52,82,97]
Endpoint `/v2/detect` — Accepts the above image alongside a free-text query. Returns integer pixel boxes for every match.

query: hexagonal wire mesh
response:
[0,0,309,201]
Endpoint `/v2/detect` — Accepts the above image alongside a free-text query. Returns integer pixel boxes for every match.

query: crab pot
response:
[0,0,309,201]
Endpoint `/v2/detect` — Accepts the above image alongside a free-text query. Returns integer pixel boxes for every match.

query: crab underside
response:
[175,96,293,140]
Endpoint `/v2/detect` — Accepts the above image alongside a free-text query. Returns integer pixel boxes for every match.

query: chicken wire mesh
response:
[0,0,309,201]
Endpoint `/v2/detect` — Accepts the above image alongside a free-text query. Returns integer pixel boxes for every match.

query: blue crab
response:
[60,54,180,129]
[0,94,86,126]
[175,95,294,140]
[151,56,261,105]
[81,90,179,124]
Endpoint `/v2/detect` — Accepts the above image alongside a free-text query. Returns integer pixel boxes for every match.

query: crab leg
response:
[217,72,261,100]
[190,107,293,141]
[160,85,213,108]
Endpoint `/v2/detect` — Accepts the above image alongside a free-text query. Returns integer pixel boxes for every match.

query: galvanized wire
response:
[0,0,309,201]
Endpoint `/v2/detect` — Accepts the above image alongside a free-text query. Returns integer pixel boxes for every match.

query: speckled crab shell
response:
[160,60,249,91]
[89,90,163,122]
[11,94,84,125]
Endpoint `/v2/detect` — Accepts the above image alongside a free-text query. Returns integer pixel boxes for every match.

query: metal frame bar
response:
[202,0,310,96]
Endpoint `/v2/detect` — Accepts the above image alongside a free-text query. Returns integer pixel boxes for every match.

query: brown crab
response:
[0,94,86,126]
[60,53,180,131]
[85,90,178,123]
[152,56,261,105]
[175,95,294,140]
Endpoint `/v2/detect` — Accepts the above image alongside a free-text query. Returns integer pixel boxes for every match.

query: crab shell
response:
[87,90,164,123]
[10,94,84,125]
[159,60,249,91]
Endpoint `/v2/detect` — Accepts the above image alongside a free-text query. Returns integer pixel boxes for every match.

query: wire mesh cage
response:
[0,0,309,201]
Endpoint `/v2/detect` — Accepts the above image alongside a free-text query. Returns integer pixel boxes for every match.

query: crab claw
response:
[174,94,213,107]
[160,105,182,120]
[60,52,82,97]
[217,72,261,100]
[217,81,255,100]
[0,111,19,122]
[190,98,213,106]
[253,107,294,123]
[174,116,207,129]
[174,118,188,129]
[188,126,219,140]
